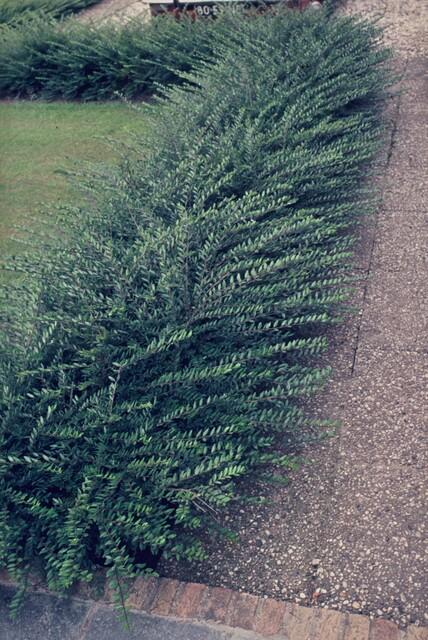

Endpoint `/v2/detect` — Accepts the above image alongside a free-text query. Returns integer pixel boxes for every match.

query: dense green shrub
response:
[0,8,390,610]
[0,0,101,24]
[0,13,223,100]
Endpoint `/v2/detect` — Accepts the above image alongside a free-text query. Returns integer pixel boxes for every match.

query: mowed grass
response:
[0,101,147,259]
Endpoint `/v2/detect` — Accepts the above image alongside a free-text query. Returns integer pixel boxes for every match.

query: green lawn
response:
[0,101,146,258]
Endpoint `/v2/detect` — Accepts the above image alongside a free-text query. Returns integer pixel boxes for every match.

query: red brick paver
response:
[126,576,159,611]
[404,628,428,640]
[225,592,259,631]
[2,569,427,639]
[150,578,179,616]
[171,582,207,618]
[254,598,288,636]
[284,603,316,639]
[344,613,371,640]
[316,607,347,639]
[370,618,400,640]
[198,586,233,624]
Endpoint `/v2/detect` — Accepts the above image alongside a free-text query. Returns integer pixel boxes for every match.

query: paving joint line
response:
[352,343,427,358]
[76,601,100,640]
[349,79,404,377]
[299,61,415,609]
[385,58,410,167]
[287,103,408,585]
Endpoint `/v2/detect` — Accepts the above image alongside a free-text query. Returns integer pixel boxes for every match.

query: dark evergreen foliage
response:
[0,13,223,100]
[0,8,390,611]
[0,0,101,24]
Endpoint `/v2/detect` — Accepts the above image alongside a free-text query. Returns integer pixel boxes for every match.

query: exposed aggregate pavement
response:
[78,0,150,22]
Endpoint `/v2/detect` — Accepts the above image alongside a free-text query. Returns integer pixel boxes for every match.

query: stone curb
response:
[1,571,426,639]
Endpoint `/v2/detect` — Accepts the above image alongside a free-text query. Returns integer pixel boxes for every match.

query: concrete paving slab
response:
[357,210,428,350]
[78,0,150,23]
[0,585,91,640]
[398,58,428,113]
[380,165,428,213]
[358,275,427,351]
[85,606,235,640]
[381,60,427,201]
[387,108,428,171]
[337,0,428,58]
[312,346,427,625]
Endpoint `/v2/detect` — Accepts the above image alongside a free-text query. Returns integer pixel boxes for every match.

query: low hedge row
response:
[0,13,225,100]
[0,0,101,24]
[0,8,390,614]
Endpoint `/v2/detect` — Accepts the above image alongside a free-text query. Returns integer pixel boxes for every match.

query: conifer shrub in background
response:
[0,8,391,612]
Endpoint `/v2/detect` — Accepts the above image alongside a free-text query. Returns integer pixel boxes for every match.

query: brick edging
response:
[0,571,426,639]
[119,577,426,639]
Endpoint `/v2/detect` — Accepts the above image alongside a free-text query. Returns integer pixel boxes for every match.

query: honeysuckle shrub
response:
[0,12,225,100]
[0,0,101,24]
[0,8,391,612]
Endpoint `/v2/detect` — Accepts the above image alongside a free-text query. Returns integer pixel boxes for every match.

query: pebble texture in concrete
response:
[84,608,232,640]
[78,0,150,23]
[0,585,90,640]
